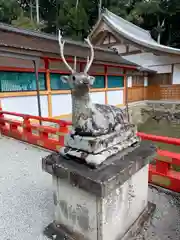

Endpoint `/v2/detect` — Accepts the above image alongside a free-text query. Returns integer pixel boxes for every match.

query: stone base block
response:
[42,141,156,240]
[60,135,139,167]
[64,126,138,154]
[44,202,156,240]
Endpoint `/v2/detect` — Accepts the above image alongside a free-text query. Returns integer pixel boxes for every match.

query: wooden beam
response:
[44,58,52,118]
[120,50,142,56]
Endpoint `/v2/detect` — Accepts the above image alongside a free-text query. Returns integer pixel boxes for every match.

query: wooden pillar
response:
[123,69,127,106]
[105,65,108,104]
[33,60,42,124]
[44,58,52,118]
[80,62,83,72]
[123,69,129,122]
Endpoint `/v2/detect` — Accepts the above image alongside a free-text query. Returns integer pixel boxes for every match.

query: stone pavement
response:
[0,136,52,240]
[0,136,180,240]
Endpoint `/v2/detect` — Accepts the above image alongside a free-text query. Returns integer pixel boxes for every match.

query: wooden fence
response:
[128,86,147,102]
[128,84,180,102]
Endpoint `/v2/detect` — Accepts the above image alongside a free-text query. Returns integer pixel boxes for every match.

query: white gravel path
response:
[1,136,180,240]
[0,136,53,240]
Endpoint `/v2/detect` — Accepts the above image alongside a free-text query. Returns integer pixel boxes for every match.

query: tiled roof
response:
[0,22,140,66]
[96,9,180,55]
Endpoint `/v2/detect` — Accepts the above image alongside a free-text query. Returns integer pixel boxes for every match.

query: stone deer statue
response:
[58,31,131,137]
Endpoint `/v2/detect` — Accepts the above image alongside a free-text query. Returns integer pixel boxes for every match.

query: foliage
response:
[11,12,46,31]
[0,0,180,47]
[0,0,22,23]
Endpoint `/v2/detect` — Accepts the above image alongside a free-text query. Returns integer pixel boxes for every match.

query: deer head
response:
[58,30,95,89]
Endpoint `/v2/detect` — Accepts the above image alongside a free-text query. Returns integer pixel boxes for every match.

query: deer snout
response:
[83,79,89,84]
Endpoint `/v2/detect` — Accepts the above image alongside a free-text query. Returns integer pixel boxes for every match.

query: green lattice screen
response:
[50,73,70,90]
[92,75,105,88]
[50,73,105,90]
[107,76,124,88]
[0,71,46,92]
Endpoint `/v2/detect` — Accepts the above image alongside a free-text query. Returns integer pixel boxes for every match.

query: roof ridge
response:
[104,9,153,40]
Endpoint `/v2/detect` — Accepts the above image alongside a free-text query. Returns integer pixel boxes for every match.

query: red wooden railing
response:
[1,108,180,192]
[0,110,72,152]
[137,132,180,192]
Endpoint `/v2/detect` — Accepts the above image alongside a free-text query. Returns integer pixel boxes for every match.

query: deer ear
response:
[89,76,95,86]
[61,75,69,83]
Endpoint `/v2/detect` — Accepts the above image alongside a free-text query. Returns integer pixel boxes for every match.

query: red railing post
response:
[23,116,33,142]
[0,102,5,129]
[137,132,180,192]
[55,122,70,151]
[0,109,72,152]
[155,160,169,175]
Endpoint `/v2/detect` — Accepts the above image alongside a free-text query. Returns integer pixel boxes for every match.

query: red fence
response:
[1,109,180,193]
[137,132,180,192]
[0,110,72,152]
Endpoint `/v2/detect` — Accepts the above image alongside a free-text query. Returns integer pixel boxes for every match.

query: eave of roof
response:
[0,22,142,67]
[0,22,157,72]
[0,22,120,54]
[93,9,180,56]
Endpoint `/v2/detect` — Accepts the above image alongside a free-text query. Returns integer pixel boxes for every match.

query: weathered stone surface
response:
[42,141,156,197]
[57,39,138,166]
[42,157,155,240]
[72,101,131,137]
[60,134,139,167]
[44,202,156,240]
[128,100,180,126]
[64,124,137,154]
[61,123,139,167]
[61,79,139,166]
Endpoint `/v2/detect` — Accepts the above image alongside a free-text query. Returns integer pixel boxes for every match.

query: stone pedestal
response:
[42,141,156,240]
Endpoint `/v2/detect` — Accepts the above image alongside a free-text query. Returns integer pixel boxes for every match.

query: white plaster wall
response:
[52,94,72,116]
[107,90,124,105]
[149,65,171,74]
[102,165,149,240]
[1,95,48,119]
[90,92,105,104]
[127,76,132,87]
[172,64,180,84]
[113,44,127,54]
[52,92,105,117]
[124,52,180,73]
[144,76,148,87]
[129,45,139,51]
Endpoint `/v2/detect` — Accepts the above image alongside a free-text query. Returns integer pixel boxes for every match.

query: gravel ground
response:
[0,136,53,240]
[137,186,180,240]
[0,136,180,240]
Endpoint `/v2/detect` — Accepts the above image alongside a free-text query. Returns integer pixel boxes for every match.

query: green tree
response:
[11,12,46,31]
[0,0,22,23]
[129,0,180,44]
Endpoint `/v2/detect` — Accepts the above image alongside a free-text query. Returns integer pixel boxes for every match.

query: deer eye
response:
[72,76,76,81]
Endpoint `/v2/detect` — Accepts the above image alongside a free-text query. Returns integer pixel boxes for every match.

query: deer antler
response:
[84,37,95,74]
[58,30,74,73]
[74,56,77,71]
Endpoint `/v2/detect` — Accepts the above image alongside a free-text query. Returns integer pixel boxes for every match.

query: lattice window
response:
[107,76,124,88]
[149,73,171,85]
[50,73,70,90]
[0,71,46,92]
[50,73,105,90]
[92,75,105,88]
[132,75,144,86]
